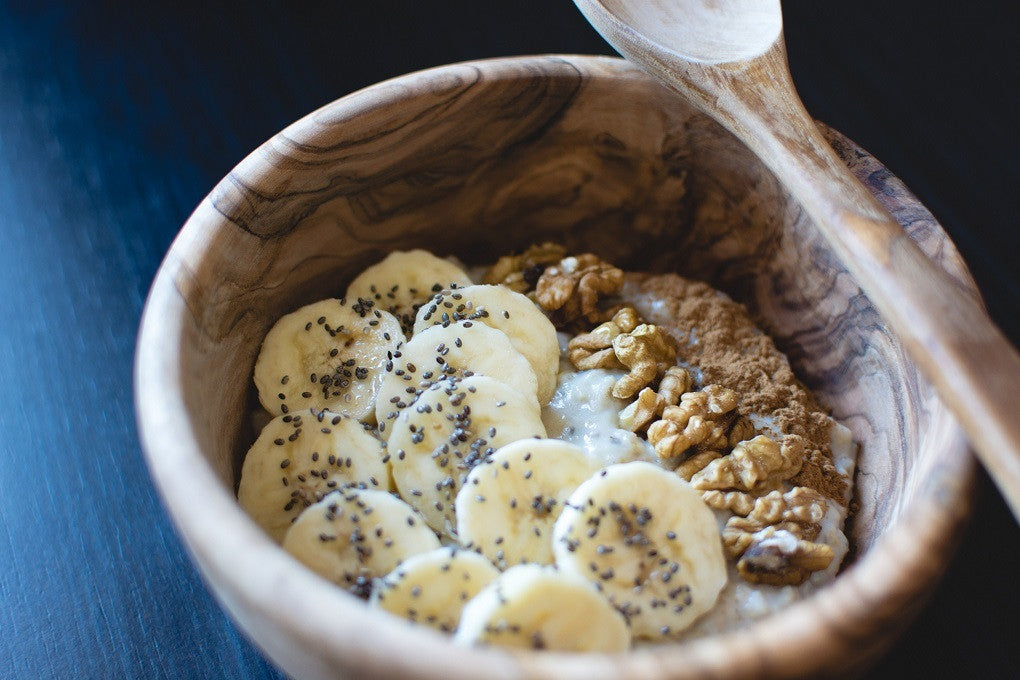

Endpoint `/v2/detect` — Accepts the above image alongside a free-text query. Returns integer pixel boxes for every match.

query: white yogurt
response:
[541,367,657,467]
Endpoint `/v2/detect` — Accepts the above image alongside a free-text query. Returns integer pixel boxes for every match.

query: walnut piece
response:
[747,484,827,527]
[645,384,738,458]
[535,254,624,324]
[728,416,756,448]
[721,487,832,585]
[619,387,661,433]
[701,489,756,516]
[611,324,679,399]
[735,528,834,586]
[675,449,721,480]
[566,307,640,371]
[722,486,828,554]
[483,242,566,293]
[618,366,694,435]
[689,434,804,492]
[569,307,680,403]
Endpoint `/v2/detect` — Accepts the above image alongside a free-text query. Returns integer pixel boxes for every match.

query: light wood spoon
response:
[574,0,1020,519]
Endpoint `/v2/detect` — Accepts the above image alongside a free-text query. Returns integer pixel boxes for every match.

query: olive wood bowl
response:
[135,55,977,679]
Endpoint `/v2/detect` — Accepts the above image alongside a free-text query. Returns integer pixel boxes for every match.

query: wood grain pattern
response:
[136,56,976,679]
[574,0,1020,521]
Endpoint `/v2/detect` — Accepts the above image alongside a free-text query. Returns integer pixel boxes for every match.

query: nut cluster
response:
[684,439,833,586]
[618,366,692,432]
[552,246,838,587]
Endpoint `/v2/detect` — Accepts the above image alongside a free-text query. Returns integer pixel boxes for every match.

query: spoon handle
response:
[670,45,1020,518]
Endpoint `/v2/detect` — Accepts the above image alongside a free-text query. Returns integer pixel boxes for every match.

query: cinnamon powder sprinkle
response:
[629,273,847,503]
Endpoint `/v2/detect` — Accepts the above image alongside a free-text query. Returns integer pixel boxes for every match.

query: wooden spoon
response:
[574,0,1020,519]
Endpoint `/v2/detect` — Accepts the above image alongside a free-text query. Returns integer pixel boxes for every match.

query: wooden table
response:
[1,1,1016,676]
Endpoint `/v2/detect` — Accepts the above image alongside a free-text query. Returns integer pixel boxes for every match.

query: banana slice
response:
[371,547,499,633]
[345,250,473,336]
[253,298,403,421]
[388,375,547,538]
[413,284,559,405]
[281,488,440,597]
[454,564,630,652]
[455,439,600,568]
[551,461,726,639]
[374,320,540,430]
[238,409,390,542]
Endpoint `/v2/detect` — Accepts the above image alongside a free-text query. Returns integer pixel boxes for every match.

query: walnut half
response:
[735,528,834,586]
[483,242,566,293]
[535,254,624,325]
[689,434,803,492]
[618,365,692,433]
[566,306,640,371]
[721,487,832,586]
[645,384,738,458]
[611,324,679,399]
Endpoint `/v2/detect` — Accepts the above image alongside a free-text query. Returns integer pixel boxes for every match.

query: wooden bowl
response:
[135,55,977,679]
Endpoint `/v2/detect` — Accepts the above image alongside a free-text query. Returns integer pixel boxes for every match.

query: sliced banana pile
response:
[374,320,540,429]
[238,248,731,653]
[413,284,560,405]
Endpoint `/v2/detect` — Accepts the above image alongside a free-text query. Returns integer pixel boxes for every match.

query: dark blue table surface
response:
[2,1,1017,677]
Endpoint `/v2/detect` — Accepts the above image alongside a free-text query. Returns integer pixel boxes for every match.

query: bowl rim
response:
[135,54,977,679]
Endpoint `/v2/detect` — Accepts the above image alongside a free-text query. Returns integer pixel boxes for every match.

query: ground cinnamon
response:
[627,273,847,503]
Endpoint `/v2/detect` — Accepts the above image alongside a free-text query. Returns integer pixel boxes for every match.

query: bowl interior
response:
[139,55,975,679]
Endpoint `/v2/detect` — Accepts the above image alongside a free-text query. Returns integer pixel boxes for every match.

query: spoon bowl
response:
[595,0,782,63]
